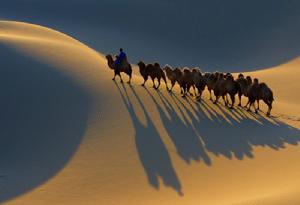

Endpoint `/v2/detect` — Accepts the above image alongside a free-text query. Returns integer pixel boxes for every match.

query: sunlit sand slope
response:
[1,21,300,205]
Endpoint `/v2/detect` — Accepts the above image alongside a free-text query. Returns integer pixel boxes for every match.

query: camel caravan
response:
[106,50,274,116]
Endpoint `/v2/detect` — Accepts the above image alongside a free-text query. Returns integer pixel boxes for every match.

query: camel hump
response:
[259,82,268,88]
[164,64,172,68]
[259,83,273,100]
[183,68,191,74]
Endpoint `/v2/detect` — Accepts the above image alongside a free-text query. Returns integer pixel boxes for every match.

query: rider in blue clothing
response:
[115,48,126,65]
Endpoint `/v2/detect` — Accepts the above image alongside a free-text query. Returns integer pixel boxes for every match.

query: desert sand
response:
[1,21,300,205]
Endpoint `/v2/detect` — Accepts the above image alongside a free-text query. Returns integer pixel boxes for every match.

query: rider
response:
[115,48,127,66]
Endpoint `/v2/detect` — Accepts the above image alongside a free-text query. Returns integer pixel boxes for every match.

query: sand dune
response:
[1,21,300,205]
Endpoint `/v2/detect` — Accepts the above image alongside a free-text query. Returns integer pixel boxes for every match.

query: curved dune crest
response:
[1,21,300,205]
[0,21,85,45]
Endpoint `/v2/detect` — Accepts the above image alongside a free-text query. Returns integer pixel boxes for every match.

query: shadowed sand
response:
[0,41,92,202]
[114,83,300,196]
[1,21,300,205]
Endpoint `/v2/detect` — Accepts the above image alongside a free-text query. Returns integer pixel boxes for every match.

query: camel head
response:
[192,68,200,73]
[174,68,182,76]
[225,72,232,77]
[246,76,253,85]
[183,68,191,74]
[217,72,224,80]
[163,65,172,72]
[105,54,115,70]
[106,54,112,60]
[226,75,234,81]
[137,61,146,69]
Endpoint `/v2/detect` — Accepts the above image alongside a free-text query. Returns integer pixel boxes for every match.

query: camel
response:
[224,75,240,108]
[247,78,274,116]
[163,65,178,92]
[205,72,220,101]
[236,74,253,106]
[213,72,240,108]
[153,63,169,90]
[174,68,195,97]
[137,61,168,90]
[106,54,132,84]
[192,69,206,101]
[213,73,228,105]
[137,61,151,86]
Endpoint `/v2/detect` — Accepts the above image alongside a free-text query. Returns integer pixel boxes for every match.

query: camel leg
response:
[192,85,197,96]
[164,77,169,91]
[142,76,148,87]
[249,100,257,113]
[248,101,253,111]
[238,94,242,106]
[257,100,260,110]
[267,106,271,116]
[170,82,175,92]
[181,85,187,97]
[247,102,251,111]
[187,85,193,96]
[197,90,203,101]
[230,94,235,108]
[267,102,272,116]
[246,98,251,111]
[209,89,213,101]
[214,95,219,104]
[127,74,132,84]
[180,86,184,94]
[156,78,161,90]
[222,95,227,106]
[247,101,254,112]
[112,70,117,81]
[119,74,123,83]
[254,103,258,114]
[264,99,272,116]
[225,94,230,105]
[244,99,250,109]
[152,78,156,89]
[182,90,186,98]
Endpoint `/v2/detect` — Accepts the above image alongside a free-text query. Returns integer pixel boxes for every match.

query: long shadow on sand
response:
[115,83,183,195]
[0,45,92,202]
[115,83,300,194]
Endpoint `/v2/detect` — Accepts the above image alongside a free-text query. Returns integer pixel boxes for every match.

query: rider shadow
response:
[114,82,183,196]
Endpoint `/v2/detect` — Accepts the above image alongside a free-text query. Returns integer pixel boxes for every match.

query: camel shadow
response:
[169,94,300,161]
[115,82,183,196]
[115,83,300,194]
[145,88,211,165]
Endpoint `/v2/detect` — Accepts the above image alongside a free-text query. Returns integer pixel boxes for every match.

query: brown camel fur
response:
[164,65,178,92]
[137,61,168,90]
[205,72,220,101]
[247,78,274,116]
[192,69,206,101]
[106,54,132,84]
